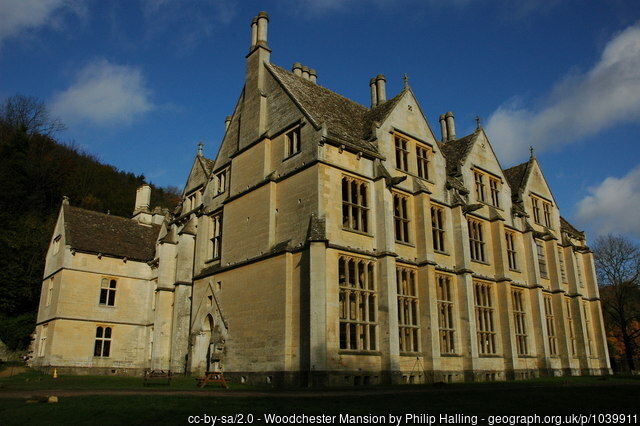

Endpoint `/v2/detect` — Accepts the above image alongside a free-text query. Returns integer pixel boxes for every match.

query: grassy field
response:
[1,370,638,425]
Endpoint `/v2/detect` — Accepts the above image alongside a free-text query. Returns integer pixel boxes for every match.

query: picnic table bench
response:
[196,371,229,389]
[143,369,172,386]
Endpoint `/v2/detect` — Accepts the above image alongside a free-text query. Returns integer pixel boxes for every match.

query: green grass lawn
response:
[1,371,639,425]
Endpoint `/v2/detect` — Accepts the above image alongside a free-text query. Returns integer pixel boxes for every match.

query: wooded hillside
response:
[0,108,180,352]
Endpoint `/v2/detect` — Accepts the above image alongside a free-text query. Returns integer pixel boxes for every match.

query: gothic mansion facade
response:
[33,12,610,385]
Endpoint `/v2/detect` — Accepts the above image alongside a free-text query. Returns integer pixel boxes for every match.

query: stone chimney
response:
[302,65,310,80]
[439,114,448,142]
[135,185,151,213]
[370,78,378,107]
[445,111,456,141]
[241,12,271,150]
[292,62,302,76]
[225,115,232,131]
[375,74,386,104]
[309,69,317,84]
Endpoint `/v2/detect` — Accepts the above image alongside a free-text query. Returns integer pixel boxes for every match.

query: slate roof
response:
[439,130,478,175]
[504,160,532,195]
[362,89,407,140]
[267,64,380,156]
[64,205,160,261]
[560,216,585,240]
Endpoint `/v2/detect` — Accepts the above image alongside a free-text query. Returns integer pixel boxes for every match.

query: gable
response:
[267,64,379,156]
[522,159,557,206]
[184,154,215,197]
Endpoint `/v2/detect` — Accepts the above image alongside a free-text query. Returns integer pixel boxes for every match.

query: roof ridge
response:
[269,63,369,111]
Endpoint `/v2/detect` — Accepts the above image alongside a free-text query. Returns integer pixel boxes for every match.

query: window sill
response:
[400,352,421,357]
[517,355,536,359]
[342,227,373,238]
[395,240,415,248]
[440,353,461,357]
[509,268,521,273]
[98,305,117,309]
[204,258,221,265]
[471,259,491,266]
[283,151,302,161]
[479,354,501,358]
[434,250,450,256]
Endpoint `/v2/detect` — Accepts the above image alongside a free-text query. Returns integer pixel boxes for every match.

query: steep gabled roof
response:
[64,205,160,261]
[362,89,407,139]
[504,159,533,195]
[267,64,379,156]
[440,130,479,175]
[184,154,215,196]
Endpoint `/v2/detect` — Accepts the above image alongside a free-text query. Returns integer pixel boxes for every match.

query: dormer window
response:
[285,127,301,158]
[531,195,552,227]
[474,171,486,203]
[474,169,501,208]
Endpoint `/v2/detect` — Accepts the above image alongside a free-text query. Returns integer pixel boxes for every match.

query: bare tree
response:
[593,234,640,371]
[0,94,66,136]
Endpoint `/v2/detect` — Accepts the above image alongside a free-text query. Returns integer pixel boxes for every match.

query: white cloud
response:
[0,0,83,47]
[575,166,640,238]
[486,22,640,164]
[51,59,154,127]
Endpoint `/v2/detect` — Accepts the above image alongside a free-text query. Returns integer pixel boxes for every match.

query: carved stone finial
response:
[475,115,481,129]
[530,145,535,158]
[403,73,409,87]
[198,141,204,155]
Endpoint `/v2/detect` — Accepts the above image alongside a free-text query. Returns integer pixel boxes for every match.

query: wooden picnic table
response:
[196,371,229,389]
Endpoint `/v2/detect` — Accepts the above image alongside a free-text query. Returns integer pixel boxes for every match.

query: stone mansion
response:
[33,12,610,385]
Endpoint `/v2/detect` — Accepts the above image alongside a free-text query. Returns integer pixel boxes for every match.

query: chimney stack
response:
[302,65,310,80]
[256,11,269,48]
[309,69,317,84]
[445,111,456,141]
[375,74,386,104]
[135,184,151,213]
[225,115,232,131]
[439,114,448,142]
[370,78,378,107]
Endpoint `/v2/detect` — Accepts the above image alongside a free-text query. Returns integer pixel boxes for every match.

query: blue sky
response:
[2,0,640,240]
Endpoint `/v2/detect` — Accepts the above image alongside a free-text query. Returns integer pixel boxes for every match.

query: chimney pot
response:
[445,111,456,141]
[225,115,232,131]
[309,69,317,84]
[292,62,303,76]
[439,114,448,142]
[370,77,378,107]
[302,65,310,80]
[250,17,258,49]
[256,11,269,48]
[375,74,386,104]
